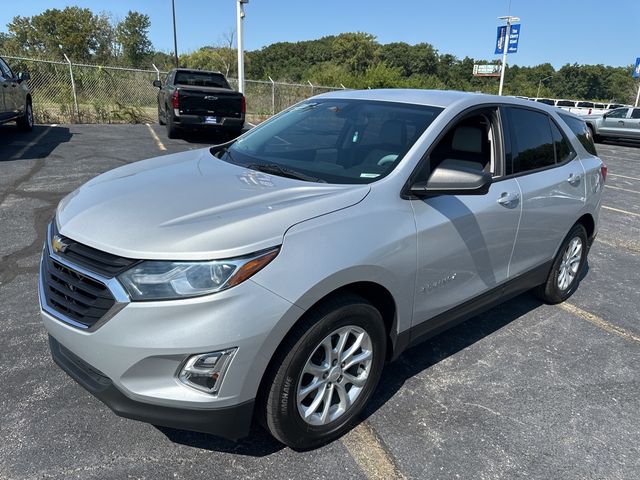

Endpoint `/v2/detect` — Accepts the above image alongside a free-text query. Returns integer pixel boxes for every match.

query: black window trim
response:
[498,105,577,181]
[401,103,507,198]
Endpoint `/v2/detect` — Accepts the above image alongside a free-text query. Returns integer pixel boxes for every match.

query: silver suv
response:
[40,90,605,449]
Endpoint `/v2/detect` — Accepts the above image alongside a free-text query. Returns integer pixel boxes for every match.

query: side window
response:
[0,58,13,79]
[559,114,597,156]
[550,121,574,163]
[606,108,628,119]
[631,109,640,119]
[508,107,555,174]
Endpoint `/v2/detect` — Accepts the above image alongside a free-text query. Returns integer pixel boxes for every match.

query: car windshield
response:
[213,99,442,184]
[175,71,229,88]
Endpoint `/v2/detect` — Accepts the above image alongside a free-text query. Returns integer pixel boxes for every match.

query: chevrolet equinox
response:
[40,90,605,449]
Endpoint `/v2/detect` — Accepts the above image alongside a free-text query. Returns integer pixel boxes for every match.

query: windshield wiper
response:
[246,163,326,183]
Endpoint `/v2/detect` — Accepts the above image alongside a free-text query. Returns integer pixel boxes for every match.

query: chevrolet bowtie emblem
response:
[52,234,70,254]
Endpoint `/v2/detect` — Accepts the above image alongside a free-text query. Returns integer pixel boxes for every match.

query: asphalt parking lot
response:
[1,123,639,480]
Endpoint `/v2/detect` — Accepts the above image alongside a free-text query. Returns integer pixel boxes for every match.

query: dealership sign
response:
[495,24,521,54]
[473,64,502,77]
[633,58,640,78]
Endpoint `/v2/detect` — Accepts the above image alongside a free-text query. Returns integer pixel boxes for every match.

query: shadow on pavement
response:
[157,424,285,457]
[0,124,72,161]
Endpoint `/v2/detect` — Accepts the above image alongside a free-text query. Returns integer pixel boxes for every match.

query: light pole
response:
[172,0,178,67]
[237,0,249,94]
[536,75,553,98]
[497,15,519,96]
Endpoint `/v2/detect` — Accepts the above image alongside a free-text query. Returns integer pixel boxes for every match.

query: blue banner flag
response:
[633,58,640,78]
[495,24,521,54]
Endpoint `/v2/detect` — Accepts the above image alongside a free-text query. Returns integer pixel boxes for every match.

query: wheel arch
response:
[254,280,399,417]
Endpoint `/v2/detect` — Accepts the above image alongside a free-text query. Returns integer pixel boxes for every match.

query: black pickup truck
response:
[153,69,245,139]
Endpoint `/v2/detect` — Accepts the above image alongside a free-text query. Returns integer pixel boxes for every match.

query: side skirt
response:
[392,261,552,359]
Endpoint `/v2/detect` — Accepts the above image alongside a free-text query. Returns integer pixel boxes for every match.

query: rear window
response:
[174,71,229,88]
[556,100,575,107]
[632,109,640,119]
[577,102,594,108]
[536,98,555,105]
[559,114,597,156]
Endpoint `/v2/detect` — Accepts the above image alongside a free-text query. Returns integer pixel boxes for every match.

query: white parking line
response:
[602,205,640,218]
[145,123,166,151]
[606,185,640,194]
[608,173,640,181]
[12,126,51,159]
[599,154,640,163]
[559,303,640,344]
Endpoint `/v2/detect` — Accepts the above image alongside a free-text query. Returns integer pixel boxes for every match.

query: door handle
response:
[497,192,520,207]
[567,173,581,186]
[618,121,625,125]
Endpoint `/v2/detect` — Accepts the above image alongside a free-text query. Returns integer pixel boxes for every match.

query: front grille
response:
[41,253,117,328]
[51,223,138,277]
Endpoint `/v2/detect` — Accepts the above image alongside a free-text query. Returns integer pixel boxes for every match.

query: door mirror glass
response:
[17,71,30,82]
[152,79,162,88]
[411,159,492,197]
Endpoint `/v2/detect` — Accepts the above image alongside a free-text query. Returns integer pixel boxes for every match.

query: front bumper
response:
[40,244,304,439]
[49,335,254,439]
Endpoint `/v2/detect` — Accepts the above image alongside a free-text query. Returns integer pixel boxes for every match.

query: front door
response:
[410,106,521,330]
[599,108,629,137]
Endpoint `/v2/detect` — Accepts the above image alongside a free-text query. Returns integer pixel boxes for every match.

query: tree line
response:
[1,8,637,103]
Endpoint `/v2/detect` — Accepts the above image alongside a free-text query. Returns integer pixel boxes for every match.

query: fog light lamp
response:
[178,348,237,394]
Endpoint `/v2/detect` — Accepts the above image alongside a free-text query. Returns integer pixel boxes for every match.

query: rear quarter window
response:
[559,114,597,156]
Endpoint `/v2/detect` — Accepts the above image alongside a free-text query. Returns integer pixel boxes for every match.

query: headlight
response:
[118,247,279,300]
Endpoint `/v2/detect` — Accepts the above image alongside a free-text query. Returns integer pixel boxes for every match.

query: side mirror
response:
[152,79,162,88]
[410,159,492,197]
[17,71,30,82]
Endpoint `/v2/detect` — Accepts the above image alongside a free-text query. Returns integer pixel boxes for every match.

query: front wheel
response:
[17,101,34,132]
[262,295,386,449]
[535,223,588,304]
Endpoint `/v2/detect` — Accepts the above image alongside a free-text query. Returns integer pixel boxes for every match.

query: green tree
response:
[332,32,379,75]
[115,11,152,68]
[7,7,115,62]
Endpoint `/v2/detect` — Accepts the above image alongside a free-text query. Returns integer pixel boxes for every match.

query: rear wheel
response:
[587,125,601,143]
[535,223,588,304]
[158,105,165,125]
[166,112,179,139]
[262,294,386,449]
[17,101,33,132]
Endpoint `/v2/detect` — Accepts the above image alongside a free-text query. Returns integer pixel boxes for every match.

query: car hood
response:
[56,148,370,260]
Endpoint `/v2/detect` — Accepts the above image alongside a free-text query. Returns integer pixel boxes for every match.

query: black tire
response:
[158,105,166,125]
[587,125,601,143]
[166,113,179,139]
[17,100,34,132]
[262,294,386,449]
[535,223,588,304]
[227,127,243,139]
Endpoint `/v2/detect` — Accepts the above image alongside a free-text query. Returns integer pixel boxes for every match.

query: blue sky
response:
[1,0,639,68]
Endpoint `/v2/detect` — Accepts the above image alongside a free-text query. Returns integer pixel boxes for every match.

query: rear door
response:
[505,107,585,277]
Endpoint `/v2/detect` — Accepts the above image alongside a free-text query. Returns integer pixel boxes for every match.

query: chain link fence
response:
[2,55,344,124]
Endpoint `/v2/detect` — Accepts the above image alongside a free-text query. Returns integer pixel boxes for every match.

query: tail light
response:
[601,163,607,181]
[241,95,246,114]
[588,108,592,115]
[171,90,180,109]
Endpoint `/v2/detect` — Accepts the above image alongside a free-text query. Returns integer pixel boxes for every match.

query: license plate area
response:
[204,116,219,125]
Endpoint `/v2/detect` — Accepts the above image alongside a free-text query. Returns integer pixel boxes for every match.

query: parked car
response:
[40,90,605,449]
[583,107,640,142]
[153,68,245,139]
[0,56,33,131]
